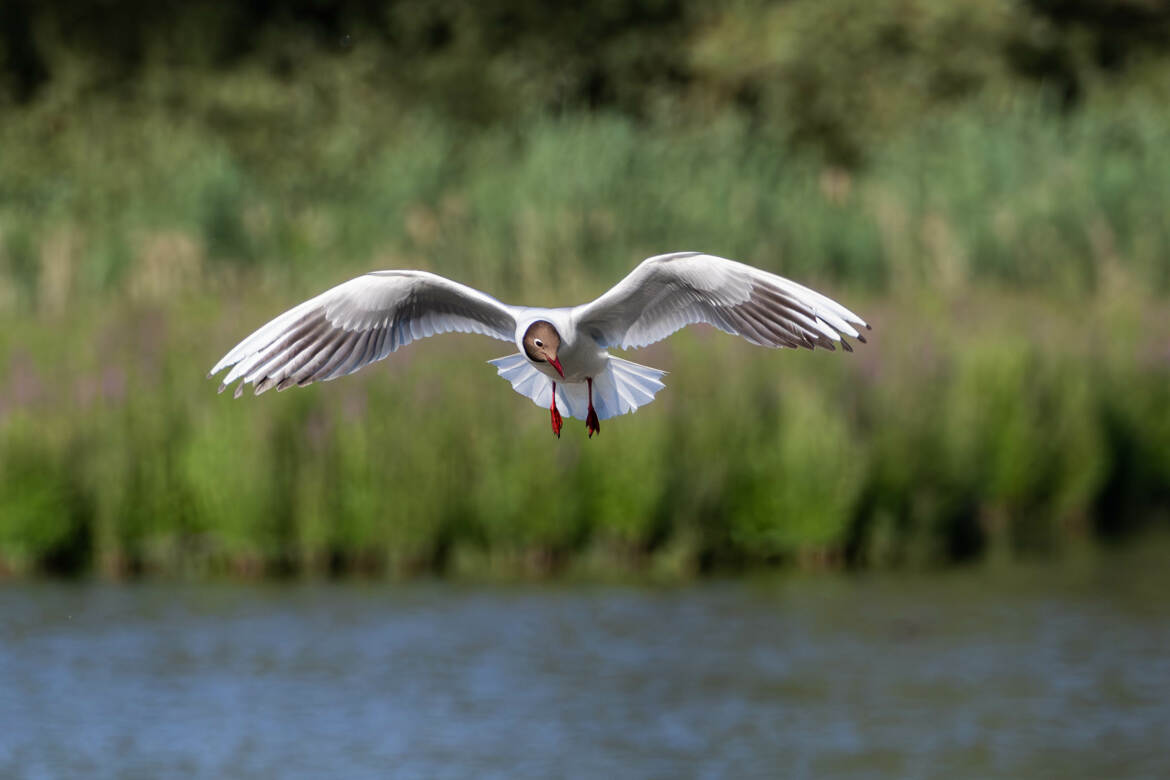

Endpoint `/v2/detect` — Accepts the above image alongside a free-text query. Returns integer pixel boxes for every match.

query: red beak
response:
[549,356,565,378]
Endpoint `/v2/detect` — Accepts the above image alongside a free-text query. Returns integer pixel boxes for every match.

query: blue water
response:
[2,560,1168,778]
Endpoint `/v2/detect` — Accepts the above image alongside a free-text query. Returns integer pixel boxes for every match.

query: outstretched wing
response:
[209,270,517,397]
[573,252,868,351]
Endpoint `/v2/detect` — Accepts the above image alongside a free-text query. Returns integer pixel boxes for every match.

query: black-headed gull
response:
[209,252,869,437]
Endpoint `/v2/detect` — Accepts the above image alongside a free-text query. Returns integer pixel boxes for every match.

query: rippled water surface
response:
[2,556,1169,779]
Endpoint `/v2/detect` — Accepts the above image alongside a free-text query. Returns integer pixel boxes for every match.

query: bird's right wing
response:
[573,252,868,351]
[209,270,517,396]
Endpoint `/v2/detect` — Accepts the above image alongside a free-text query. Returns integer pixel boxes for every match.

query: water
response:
[2,558,1168,779]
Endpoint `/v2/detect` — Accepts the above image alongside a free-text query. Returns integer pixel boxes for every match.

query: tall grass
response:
[4,104,1170,305]
[0,106,1167,578]
[0,290,1165,578]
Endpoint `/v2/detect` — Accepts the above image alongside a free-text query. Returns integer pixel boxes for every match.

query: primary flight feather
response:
[209,252,869,437]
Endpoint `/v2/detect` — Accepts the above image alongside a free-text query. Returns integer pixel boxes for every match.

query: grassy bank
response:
[1,286,1166,579]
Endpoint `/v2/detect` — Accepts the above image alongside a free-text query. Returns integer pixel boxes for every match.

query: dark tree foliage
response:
[6,1,1168,101]
[1012,0,1170,107]
[3,0,1170,162]
[0,0,693,115]
[1027,0,1170,70]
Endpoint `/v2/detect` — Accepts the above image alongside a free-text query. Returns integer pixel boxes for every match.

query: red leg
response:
[550,382,563,438]
[586,378,600,438]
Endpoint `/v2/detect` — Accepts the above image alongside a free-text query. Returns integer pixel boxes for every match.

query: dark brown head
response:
[523,321,564,377]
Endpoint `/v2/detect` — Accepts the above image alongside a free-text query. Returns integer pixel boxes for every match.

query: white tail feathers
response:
[488,354,666,420]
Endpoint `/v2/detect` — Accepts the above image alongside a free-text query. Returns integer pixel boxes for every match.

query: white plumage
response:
[209,252,869,433]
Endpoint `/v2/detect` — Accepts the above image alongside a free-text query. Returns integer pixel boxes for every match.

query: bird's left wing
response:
[209,270,517,396]
[573,252,868,351]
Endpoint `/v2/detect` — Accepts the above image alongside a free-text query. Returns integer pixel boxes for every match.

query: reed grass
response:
[0,102,1167,578]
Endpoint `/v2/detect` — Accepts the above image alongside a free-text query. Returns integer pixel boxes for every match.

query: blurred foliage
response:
[0,290,1166,578]
[5,0,1170,163]
[0,1,1168,577]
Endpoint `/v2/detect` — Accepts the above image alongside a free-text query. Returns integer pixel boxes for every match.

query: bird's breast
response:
[543,339,609,383]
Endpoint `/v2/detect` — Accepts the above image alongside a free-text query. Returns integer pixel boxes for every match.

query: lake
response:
[2,552,1168,778]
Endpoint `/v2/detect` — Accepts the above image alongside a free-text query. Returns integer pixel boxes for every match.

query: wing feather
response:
[574,252,868,351]
[210,271,517,395]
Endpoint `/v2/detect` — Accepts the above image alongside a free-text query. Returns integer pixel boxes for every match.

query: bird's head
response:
[523,321,564,378]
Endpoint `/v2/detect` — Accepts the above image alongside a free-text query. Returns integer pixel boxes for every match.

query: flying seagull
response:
[209,252,869,437]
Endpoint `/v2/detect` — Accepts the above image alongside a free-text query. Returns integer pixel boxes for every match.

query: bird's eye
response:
[534,339,543,347]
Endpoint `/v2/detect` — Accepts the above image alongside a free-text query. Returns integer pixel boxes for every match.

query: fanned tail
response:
[488,354,666,420]
[585,355,667,419]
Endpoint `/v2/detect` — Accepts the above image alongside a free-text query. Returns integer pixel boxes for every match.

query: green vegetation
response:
[0,1,1168,578]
